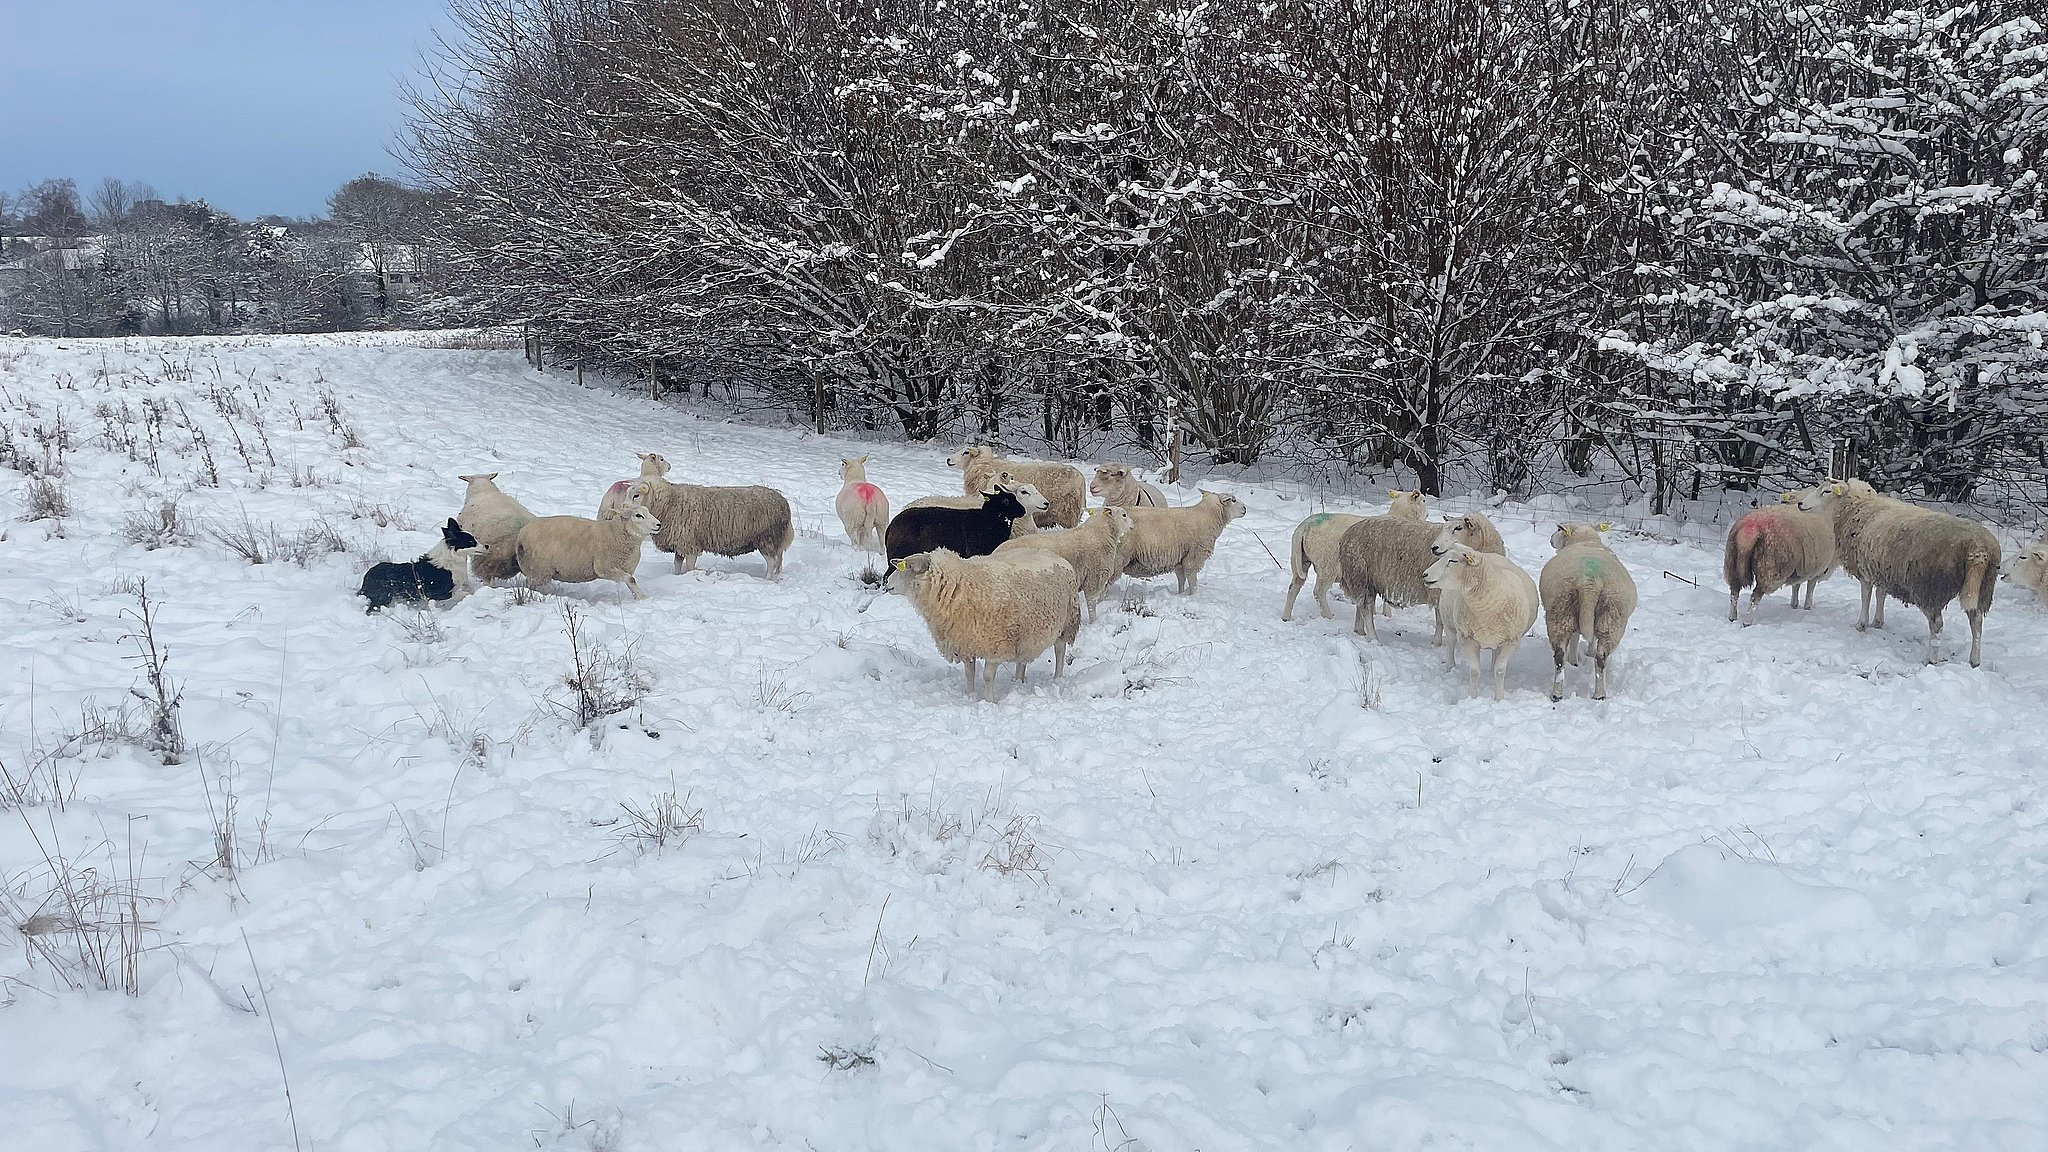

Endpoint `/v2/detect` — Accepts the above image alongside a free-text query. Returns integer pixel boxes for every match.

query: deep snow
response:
[2,334,2045,1152]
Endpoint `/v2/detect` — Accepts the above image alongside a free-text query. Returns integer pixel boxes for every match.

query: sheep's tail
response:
[1290,528,1312,581]
[1725,519,1759,593]
[1578,583,1599,652]
[1960,545,1994,614]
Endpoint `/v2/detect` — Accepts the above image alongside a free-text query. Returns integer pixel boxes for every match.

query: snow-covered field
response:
[2,335,2045,1152]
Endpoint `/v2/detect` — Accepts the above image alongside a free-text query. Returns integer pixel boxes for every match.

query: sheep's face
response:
[1211,493,1247,521]
[1089,465,1129,496]
[1442,513,1492,549]
[1423,545,1477,590]
[636,452,670,477]
[947,446,992,470]
[1429,525,1458,558]
[625,480,653,506]
[1008,482,1052,513]
[1386,490,1427,520]
[621,505,661,536]
[1795,486,1836,513]
[2005,546,2048,595]
[1102,506,1135,541]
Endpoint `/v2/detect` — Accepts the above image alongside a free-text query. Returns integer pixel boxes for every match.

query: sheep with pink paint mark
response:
[1722,488,1836,624]
[596,452,670,521]
[835,455,891,554]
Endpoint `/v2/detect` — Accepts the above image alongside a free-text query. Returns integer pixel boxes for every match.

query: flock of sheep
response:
[356,442,2046,701]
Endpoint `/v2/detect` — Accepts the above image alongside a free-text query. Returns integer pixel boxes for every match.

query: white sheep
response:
[1119,491,1247,595]
[1800,479,2001,665]
[514,505,661,600]
[905,472,1051,539]
[1538,523,1638,700]
[1089,464,1166,508]
[637,475,795,578]
[948,445,1088,528]
[1280,490,1429,623]
[835,455,890,554]
[457,471,537,583]
[597,452,670,521]
[994,505,1136,622]
[2005,541,2048,602]
[892,547,1083,701]
[1424,543,1540,700]
[1428,511,1509,661]
[1719,489,1836,624]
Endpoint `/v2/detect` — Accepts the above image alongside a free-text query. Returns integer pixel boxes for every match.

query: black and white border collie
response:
[358,518,485,612]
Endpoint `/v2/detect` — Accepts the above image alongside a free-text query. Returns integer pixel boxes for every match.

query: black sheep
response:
[359,518,484,612]
[885,489,1028,564]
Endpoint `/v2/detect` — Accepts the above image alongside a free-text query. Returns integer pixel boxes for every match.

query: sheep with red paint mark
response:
[1722,488,1836,624]
[835,455,891,555]
[596,452,670,521]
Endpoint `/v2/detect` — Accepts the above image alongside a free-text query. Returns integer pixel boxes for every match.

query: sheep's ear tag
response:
[1597,522,1611,532]
[891,558,906,571]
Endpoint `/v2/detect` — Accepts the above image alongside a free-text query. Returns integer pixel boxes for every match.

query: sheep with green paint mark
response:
[1282,490,1427,622]
[1539,523,1638,700]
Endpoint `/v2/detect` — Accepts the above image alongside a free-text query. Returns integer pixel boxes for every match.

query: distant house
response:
[349,242,430,302]
[0,235,101,297]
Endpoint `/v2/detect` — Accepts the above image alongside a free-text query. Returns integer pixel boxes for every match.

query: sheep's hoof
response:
[1855,622,1867,632]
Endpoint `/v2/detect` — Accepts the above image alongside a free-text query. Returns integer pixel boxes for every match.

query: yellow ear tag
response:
[1597,522,1611,531]
[891,558,907,571]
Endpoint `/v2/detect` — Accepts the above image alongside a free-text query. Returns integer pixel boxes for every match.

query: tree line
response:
[1,175,445,338]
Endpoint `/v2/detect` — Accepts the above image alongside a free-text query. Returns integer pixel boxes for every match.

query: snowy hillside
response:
[2,335,2045,1152]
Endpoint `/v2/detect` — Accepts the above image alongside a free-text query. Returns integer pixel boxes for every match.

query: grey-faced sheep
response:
[892,548,1084,701]
[514,505,661,600]
[457,471,537,583]
[1800,479,2000,666]
[637,475,794,579]
[1119,491,1247,595]
[2005,542,2048,603]
[1721,490,1836,624]
[948,445,1087,528]
[995,505,1136,622]
[597,453,670,521]
[835,455,890,554]
[1539,523,1638,700]
[1089,464,1167,509]
[905,472,1050,539]
[1424,543,1540,701]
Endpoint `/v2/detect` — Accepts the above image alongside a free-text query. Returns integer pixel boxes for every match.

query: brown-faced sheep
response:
[1539,523,1639,700]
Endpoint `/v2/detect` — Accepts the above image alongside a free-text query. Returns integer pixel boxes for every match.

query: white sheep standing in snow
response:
[995,505,1136,622]
[1118,491,1247,596]
[457,471,537,583]
[892,547,1084,701]
[905,472,1051,539]
[1539,523,1638,700]
[2005,541,2048,602]
[1428,511,1509,661]
[1719,488,1837,624]
[1424,543,1540,701]
[514,505,662,600]
[1089,464,1167,509]
[637,474,795,578]
[597,452,670,521]
[1281,490,1428,623]
[1801,479,2000,666]
[948,445,1088,528]
[834,455,890,554]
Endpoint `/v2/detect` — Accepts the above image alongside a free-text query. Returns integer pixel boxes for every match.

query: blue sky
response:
[0,0,450,219]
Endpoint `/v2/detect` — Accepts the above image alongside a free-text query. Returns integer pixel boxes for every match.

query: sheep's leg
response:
[962,659,977,696]
[1856,581,1872,631]
[1567,634,1582,666]
[1354,596,1379,639]
[1550,645,1567,701]
[764,548,784,580]
[622,574,645,600]
[1492,639,1520,701]
[673,550,701,575]
[1282,574,1305,621]
[982,661,999,702]
[1016,658,1028,685]
[1788,585,1799,607]
[1432,601,1443,647]
[1462,639,1482,697]
[1746,586,1762,626]
[1315,574,1336,619]
[1382,600,1393,618]
[1054,640,1068,679]
[1592,651,1610,699]
[1967,609,1984,668]
[1085,593,1099,625]
[1875,593,1887,629]
[1727,588,1739,623]
[1924,607,1942,665]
